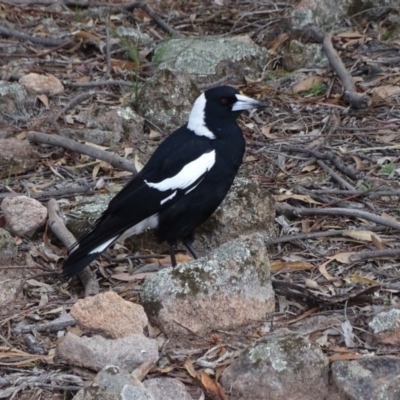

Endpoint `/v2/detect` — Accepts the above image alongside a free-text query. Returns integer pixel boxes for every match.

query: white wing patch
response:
[187,93,216,139]
[119,214,159,241]
[89,236,118,254]
[145,151,216,192]
[160,190,177,205]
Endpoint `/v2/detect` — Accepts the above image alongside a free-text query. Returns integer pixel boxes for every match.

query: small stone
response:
[1,196,47,237]
[57,332,158,372]
[0,228,16,264]
[368,308,400,345]
[70,291,148,339]
[144,378,193,400]
[0,138,38,179]
[73,365,155,400]
[220,332,330,400]
[141,233,274,342]
[332,356,400,400]
[19,73,64,96]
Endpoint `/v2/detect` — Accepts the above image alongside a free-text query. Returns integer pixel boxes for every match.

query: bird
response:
[62,86,266,278]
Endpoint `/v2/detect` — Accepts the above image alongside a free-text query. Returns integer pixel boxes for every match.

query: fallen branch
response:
[14,312,76,335]
[65,79,134,88]
[265,225,387,246]
[27,131,137,174]
[350,248,400,262]
[48,198,99,297]
[322,32,371,109]
[276,203,400,232]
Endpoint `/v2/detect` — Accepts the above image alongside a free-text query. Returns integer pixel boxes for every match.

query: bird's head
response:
[187,86,266,139]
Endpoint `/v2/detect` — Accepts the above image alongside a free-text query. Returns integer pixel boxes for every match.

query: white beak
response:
[232,94,267,111]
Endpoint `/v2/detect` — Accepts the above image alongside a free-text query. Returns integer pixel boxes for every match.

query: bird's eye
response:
[221,98,229,105]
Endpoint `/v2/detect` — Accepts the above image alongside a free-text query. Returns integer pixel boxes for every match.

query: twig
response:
[14,313,76,335]
[317,160,356,191]
[0,23,72,48]
[350,249,400,262]
[276,203,400,232]
[103,20,112,81]
[66,79,134,88]
[27,131,137,174]
[265,225,388,246]
[322,32,371,109]
[47,199,99,297]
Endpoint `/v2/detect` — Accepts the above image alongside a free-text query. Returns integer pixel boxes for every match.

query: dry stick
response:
[317,160,356,191]
[322,32,371,110]
[48,198,99,297]
[265,225,388,246]
[27,131,137,174]
[350,249,400,263]
[0,23,72,47]
[66,80,134,88]
[276,203,400,232]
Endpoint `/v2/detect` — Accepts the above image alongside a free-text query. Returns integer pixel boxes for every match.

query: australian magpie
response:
[62,86,266,278]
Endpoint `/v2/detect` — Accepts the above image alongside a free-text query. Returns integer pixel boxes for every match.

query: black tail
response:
[62,250,101,278]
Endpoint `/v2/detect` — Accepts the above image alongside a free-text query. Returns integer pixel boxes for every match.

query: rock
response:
[0,138,38,179]
[332,356,400,400]
[290,0,348,30]
[0,81,36,124]
[154,36,267,84]
[141,233,274,341]
[282,40,328,71]
[57,332,158,372]
[70,105,144,145]
[0,228,16,264]
[73,365,155,400]
[19,73,64,96]
[368,308,400,345]
[1,196,47,237]
[138,70,199,133]
[66,193,113,238]
[0,274,22,309]
[144,378,193,400]
[70,291,148,339]
[116,27,153,45]
[220,332,330,400]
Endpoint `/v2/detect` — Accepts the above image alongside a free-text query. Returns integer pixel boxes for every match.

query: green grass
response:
[381,162,396,175]
[306,83,326,96]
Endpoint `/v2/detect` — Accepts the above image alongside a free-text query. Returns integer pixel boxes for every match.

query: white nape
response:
[119,214,159,241]
[232,94,261,111]
[89,236,118,254]
[145,150,216,192]
[187,93,216,139]
[160,190,177,205]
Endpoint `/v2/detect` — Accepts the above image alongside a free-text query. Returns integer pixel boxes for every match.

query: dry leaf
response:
[291,76,324,94]
[343,230,376,241]
[146,253,193,265]
[274,194,321,205]
[268,32,289,55]
[271,260,315,273]
[370,233,384,250]
[351,156,364,170]
[347,274,378,286]
[304,278,319,289]
[372,85,400,102]
[198,370,228,400]
[184,358,197,378]
[37,94,49,108]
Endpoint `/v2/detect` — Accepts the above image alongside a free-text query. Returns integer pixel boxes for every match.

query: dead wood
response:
[48,198,99,297]
[27,131,137,174]
[276,203,400,232]
[322,32,371,110]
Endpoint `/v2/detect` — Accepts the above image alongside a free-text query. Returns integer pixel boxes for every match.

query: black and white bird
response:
[62,86,266,278]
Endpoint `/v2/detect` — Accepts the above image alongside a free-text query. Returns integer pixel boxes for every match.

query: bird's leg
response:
[182,239,199,259]
[168,242,177,267]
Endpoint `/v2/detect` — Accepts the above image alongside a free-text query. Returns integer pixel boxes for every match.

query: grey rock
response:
[0,276,22,308]
[116,27,153,45]
[0,81,36,124]
[141,233,274,341]
[71,105,144,145]
[57,333,159,372]
[0,228,16,264]
[138,69,199,132]
[1,196,47,237]
[66,194,114,238]
[332,356,400,400]
[0,138,38,179]
[144,377,193,400]
[154,36,267,84]
[282,41,328,71]
[368,308,400,345]
[73,365,155,400]
[220,332,330,400]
